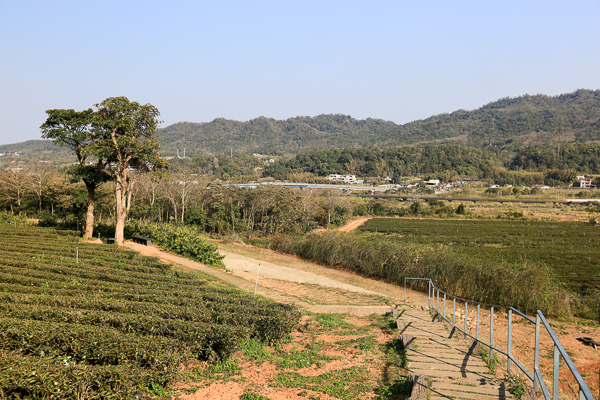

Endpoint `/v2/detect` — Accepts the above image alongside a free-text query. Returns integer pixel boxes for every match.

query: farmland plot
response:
[359,218,600,295]
[0,226,300,399]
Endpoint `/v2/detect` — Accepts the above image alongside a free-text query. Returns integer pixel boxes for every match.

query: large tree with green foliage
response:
[89,97,168,245]
[40,109,110,239]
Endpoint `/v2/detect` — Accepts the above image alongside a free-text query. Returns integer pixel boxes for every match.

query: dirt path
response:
[125,241,414,313]
[337,216,370,232]
[311,216,371,233]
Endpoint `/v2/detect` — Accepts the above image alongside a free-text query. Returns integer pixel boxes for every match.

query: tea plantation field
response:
[0,225,300,399]
[359,218,600,295]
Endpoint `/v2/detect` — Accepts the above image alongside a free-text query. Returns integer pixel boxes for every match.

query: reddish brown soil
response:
[172,314,398,400]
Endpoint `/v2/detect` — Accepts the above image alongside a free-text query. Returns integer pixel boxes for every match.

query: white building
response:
[328,174,359,184]
[580,177,592,188]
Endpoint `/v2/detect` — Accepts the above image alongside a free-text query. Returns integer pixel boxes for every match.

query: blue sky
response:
[1,0,599,145]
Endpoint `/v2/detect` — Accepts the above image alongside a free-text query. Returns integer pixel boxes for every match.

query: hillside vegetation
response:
[3,89,599,162]
[264,143,600,186]
[157,89,600,155]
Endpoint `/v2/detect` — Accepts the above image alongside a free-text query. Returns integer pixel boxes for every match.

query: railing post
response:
[437,289,440,312]
[476,304,480,340]
[490,306,494,360]
[453,298,456,326]
[404,278,406,303]
[507,309,512,376]
[428,281,431,309]
[534,313,541,394]
[464,301,468,339]
[553,345,559,400]
[443,293,446,319]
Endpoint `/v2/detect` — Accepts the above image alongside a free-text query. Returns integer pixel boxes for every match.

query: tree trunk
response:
[115,177,127,245]
[231,202,235,233]
[83,180,96,240]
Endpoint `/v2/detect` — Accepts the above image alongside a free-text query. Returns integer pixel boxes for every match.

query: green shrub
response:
[124,222,225,268]
[0,211,31,225]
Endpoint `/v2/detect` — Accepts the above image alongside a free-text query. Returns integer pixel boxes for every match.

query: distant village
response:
[327,173,597,192]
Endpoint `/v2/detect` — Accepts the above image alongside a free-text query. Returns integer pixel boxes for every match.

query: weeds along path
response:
[124,240,421,314]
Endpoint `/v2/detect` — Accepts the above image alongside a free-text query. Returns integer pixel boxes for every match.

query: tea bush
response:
[0,225,300,399]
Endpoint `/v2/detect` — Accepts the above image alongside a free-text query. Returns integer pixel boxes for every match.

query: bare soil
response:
[173,314,401,400]
[337,217,371,232]
[254,278,389,306]
[311,217,370,234]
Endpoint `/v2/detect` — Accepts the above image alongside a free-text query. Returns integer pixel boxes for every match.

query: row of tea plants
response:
[358,218,600,295]
[0,225,301,399]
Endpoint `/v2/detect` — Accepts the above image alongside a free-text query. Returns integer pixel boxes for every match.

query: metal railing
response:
[403,277,596,400]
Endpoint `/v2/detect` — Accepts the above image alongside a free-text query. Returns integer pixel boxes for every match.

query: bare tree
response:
[320,190,350,227]
[299,189,318,230]
[137,173,162,208]
[28,164,55,212]
[161,165,206,222]
[0,168,31,213]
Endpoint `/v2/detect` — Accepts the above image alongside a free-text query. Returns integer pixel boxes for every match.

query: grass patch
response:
[368,313,397,331]
[334,335,378,352]
[313,313,355,329]
[273,366,372,400]
[239,338,271,363]
[240,392,271,400]
[384,338,409,369]
[376,375,413,400]
[479,349,502,375]
[506,375,527,400]
[189,358,243,384]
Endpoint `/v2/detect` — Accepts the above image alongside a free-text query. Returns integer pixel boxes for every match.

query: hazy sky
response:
[1,0,599,145]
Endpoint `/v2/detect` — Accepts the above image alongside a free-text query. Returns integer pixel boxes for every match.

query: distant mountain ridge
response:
[2,89,599,159]
[157,89,600,155]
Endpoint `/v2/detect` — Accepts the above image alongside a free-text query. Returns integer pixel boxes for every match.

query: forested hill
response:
[2,89,599,160]
[157,89,600,155]
[157,115,397,156]
[386,89,600,148]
